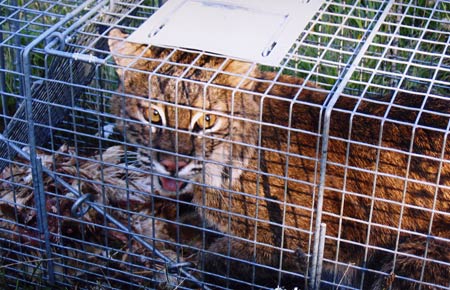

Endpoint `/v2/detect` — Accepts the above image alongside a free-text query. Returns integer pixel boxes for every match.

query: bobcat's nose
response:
[160,159,188,174]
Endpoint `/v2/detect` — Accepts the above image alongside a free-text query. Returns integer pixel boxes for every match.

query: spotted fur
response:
[108,29,449,289]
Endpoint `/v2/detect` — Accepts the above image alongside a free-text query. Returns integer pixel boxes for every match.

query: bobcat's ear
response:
[221,60,258,90]
[108,28,147,78]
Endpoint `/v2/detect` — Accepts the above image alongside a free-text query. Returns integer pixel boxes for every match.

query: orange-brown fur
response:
[108,29,450,289]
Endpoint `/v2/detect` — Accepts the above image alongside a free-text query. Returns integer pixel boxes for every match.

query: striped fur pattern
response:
[108,29,449,289]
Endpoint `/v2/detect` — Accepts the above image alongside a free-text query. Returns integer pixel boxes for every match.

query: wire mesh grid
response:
[0,0,449,289]
[0,0,90,129]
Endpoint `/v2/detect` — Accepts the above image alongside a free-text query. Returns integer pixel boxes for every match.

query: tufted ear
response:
[218,59,258,91]
[108,28,258,91]
[108,28,148,78]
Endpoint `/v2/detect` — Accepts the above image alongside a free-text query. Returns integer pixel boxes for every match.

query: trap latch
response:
[71,193,94,218]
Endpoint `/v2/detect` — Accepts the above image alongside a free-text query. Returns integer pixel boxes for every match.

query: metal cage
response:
[0,0,449,289]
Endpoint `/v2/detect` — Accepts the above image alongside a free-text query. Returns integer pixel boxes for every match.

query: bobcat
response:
[108,28,449,289]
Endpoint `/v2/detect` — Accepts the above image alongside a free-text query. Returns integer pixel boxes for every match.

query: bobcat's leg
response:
[202,236,307,289]
[368,237,450,290]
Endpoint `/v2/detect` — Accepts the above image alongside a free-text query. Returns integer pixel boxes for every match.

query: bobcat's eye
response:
[143,105,163,125]
[196,114,217,130]
[150,109,161,124]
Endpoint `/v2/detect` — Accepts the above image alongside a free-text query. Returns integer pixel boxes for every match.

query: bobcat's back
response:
[108,28,450,289]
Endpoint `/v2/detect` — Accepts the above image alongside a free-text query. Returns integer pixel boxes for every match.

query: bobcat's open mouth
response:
[159,176,187,193]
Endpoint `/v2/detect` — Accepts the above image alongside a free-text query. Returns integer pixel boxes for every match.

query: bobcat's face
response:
[108,29,260,196]
[115,76,260,196]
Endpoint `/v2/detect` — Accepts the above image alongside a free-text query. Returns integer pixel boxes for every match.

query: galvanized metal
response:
[0,0,449,289]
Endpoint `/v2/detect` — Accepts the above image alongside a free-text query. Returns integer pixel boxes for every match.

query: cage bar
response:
[0,0,449,289]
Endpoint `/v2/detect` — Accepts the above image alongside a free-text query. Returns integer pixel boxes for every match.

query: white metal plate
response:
[127,0,325,66]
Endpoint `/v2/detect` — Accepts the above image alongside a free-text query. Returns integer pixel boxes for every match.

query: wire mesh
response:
[0,0,449,289]
[0,0,88,130]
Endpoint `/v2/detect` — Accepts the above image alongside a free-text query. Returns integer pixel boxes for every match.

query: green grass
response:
[276,0,450,96]
[0,0,78,131]
[0,0,449,288]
